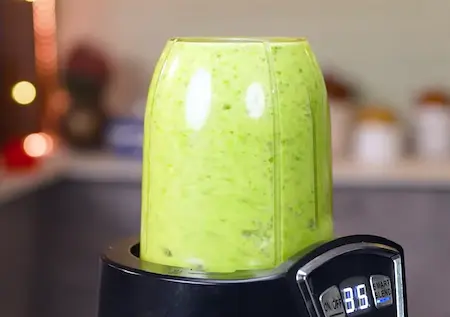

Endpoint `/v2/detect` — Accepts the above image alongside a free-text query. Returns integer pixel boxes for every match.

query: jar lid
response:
[324,73,353,102]
[417,90,449,106]
[357,106,397,123]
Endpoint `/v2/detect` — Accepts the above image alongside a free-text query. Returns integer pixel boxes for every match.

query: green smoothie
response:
[141,38,333,273]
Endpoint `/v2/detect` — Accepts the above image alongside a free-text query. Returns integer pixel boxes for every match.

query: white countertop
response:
[1,151,450,204]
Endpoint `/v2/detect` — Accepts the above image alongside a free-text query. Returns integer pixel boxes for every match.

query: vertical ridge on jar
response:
[269,41,317,262]
[141,40,175,258]
[263,41,283,266]
[303,44,333,240]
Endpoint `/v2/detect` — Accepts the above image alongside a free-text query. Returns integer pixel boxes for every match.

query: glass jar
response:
[415,90,450,161]
[325,73,356,159]
[353,106,402,165]
[141,37,333,273]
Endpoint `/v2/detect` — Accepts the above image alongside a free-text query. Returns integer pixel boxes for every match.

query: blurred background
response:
[1,0,450,316]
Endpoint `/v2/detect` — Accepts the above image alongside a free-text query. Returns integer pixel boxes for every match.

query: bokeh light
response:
[11,81,37,105]
[48,88,70,115]
[23,133,54,158]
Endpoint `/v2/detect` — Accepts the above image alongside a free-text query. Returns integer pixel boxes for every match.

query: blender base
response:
[98,237,306,317]
[97,236,407,317]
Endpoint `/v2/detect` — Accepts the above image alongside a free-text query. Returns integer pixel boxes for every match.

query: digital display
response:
[339,276,373,316]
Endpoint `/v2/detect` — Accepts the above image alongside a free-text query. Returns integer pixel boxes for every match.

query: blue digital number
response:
[342,284,369,314]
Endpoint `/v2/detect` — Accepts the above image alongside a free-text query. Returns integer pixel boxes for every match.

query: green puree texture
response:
[141,38,333,273]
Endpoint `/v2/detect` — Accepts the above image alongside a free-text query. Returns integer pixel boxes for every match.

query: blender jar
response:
[141,37,333,273]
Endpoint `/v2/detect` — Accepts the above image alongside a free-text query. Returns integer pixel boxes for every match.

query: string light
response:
[23,133,54,158]
[11,81,37,105]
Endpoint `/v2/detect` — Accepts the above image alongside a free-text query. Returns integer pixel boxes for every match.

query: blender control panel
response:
[318,274,393,317]
[296,242,405,317]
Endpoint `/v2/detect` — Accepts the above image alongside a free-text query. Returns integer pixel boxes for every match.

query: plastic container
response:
[141,37,333,273]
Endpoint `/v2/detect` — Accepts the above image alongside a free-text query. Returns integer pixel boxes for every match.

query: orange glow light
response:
[32,0,59,132]
[23,133,54,158]
[32,0,57,79]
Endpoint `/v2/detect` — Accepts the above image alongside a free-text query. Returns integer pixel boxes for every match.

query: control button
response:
[370,275,393,308]
[319,285,346,317]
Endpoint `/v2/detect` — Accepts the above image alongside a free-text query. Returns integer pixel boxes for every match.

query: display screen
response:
[339,276,373,316]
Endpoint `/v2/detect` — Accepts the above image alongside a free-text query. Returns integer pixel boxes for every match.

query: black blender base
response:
[97,236,407,317]
[98,239,306,317]
[99,262,302,317]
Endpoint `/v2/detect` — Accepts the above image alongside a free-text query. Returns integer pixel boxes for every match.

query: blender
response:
[97,37,408,317]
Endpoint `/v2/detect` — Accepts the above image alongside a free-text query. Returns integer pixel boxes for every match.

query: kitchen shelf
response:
[2,151,450,204]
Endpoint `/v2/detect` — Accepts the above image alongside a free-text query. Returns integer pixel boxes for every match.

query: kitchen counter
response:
[2,151,450,204]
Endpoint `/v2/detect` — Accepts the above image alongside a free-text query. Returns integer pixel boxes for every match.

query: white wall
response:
[57,0,450,115]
